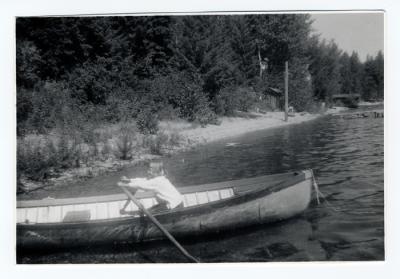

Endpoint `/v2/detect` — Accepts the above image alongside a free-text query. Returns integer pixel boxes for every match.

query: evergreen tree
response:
[308,39,342,102]
[339,52,352,95]
[16,17,110,81]
[375,51,384,99]
[349,52,363,96]
[228,15,258,85]
[362,52,384,101]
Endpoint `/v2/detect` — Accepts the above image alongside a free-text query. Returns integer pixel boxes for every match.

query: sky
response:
[311,12,384,61]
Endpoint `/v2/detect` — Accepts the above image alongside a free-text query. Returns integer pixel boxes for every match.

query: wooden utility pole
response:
[284,61,289,122]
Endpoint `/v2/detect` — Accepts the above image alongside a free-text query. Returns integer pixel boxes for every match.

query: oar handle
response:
[120,186,200,263]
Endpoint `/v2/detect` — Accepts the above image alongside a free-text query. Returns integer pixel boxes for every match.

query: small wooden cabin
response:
[259,87,283,110]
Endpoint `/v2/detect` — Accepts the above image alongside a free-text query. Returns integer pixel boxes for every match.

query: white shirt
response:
[128,176,183,209]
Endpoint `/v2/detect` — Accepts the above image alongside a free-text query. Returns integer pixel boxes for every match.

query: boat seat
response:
[62,210,91,223]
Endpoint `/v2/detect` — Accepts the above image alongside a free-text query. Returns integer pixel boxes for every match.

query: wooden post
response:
[284,61,289,122]
[120,186,200,263]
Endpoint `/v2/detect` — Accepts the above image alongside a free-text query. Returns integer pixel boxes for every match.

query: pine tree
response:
[349,52,363,96]
[339,52,352,95]
[229,15,258,85]
[375,51,384,99]
[362,52,384,101]
[308,39,342,102]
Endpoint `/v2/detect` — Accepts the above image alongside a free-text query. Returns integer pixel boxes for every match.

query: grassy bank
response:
[17,108,346,194]
[17,122,186,193]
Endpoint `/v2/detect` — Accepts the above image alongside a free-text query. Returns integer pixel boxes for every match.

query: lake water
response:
[18,105,384,263]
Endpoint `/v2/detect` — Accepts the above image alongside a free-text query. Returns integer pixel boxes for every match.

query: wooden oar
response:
[119,186,200,263]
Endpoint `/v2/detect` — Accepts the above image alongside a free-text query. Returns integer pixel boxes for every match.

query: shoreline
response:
[164,107,348,146]
[18,107,347,195]
[181,111,319,144]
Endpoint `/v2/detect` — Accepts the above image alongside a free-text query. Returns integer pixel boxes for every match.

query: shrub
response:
[17,137,57,181]
[100,140,112,160]
[17,88,33,136]
[17,131,87,181]
[143,131,169,155]
[214,86,257,115]
[22,81,83,134]
[136,108,159,135]
[168,130,182,147]
[53,133,82,169]
[193,101,219,127]
[144,71,221,126]
[214,90,237,116]
[158,105,179,120]
[105,96,139,123]
[236,88,257,112]
[115,123,137,160]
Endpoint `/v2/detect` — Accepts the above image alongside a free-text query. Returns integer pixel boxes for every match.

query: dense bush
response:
[237,89,258,112]
[17,82,89,135]
[137,71,219,127]
[192,98,219,127]
[158,105,180,120]
[115,123,137,160]
[214,89,238,116]
[214,86,258,115]
[17,137,57,181]
[17,133,82,181]
[136,108,159,135]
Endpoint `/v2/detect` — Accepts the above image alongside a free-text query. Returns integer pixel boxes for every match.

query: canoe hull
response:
[17,172,313,249]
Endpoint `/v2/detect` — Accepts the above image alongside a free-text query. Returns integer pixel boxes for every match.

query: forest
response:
[16,14,384,184]
[16,15,384,133]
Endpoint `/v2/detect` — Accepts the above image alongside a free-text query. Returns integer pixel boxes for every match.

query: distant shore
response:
[176,107,347,145]
[18,107,347,195]
[358,101,384,107]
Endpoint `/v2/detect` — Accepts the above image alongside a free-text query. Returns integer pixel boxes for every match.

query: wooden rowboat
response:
[17,170,315,250]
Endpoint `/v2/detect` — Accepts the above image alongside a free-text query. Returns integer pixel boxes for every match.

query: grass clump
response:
[17,137,56,181]
[115,123,137,160]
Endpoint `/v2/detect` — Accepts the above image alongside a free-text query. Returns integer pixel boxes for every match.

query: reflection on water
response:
[18,106,384,263]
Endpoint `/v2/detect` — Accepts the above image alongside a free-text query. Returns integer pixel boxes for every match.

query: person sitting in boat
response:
[118,161,184,213]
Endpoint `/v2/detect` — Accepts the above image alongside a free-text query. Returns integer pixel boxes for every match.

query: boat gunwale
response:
[17,172,309,229]
[17,172,298,208]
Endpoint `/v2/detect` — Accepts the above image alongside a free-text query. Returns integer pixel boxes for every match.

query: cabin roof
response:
[264,87,282,96]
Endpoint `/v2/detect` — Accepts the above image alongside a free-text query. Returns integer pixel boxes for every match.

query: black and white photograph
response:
[14,11,384,264]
